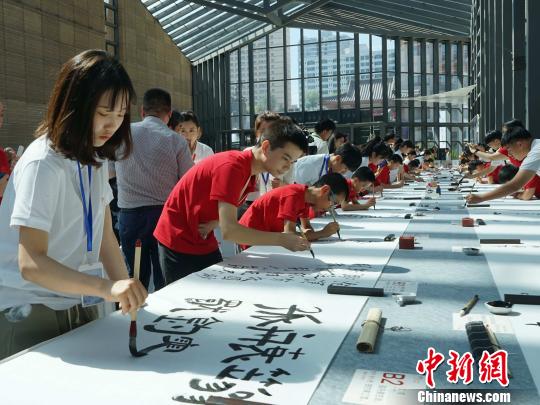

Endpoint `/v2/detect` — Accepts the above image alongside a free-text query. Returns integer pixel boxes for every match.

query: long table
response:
[1,170,539,404]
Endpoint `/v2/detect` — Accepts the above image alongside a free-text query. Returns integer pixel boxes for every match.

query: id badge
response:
[79,262,105,307]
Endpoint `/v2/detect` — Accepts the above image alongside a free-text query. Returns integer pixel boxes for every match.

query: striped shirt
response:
[115,116,193,208]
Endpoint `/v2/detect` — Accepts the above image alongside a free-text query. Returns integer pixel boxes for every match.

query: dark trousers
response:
[118,205,165,291]
[158,243,223,285]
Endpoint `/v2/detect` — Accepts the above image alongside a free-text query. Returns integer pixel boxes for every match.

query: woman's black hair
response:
[328,132,348,153]
[36,49,136,166]
[314,118,336,134]
[168,110,182,130]
[360,136,393,159]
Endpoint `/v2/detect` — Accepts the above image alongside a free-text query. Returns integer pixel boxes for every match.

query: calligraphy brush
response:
[296,223,315,259]
[328,192,342,240]
[129,239,146,357]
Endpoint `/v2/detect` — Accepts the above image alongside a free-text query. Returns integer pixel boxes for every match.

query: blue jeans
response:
[118,205,165,291]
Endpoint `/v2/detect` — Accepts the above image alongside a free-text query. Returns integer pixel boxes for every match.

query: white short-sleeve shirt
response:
[193,141,214,164]
[520,139,540,176]
[293,154,330,185]
[0,136,113,311]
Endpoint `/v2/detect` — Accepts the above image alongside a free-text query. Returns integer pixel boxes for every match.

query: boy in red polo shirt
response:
[498,164,540,200]
[154,117,311,283]
[341,167,376,211]
[239,173,348,249]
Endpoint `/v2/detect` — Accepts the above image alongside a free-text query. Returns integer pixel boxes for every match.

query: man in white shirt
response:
[309,118,336,155]
[292,143,363,185]
[115,89,193,290]
[467,126,540,204]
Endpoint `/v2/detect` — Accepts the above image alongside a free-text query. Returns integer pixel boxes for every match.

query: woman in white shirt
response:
[169,110,214,164]
[0,50,147,360]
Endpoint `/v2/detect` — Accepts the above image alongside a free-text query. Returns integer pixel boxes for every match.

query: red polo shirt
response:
[239,184,310,233]
[346,178,358,202]
[498,147,522,167]
[376,165,390,185]
[154,149,257,255]
[486,163,502,183]
[0,149,10,175]
[524,175,540,198]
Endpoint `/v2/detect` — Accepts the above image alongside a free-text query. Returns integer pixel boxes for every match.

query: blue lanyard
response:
[77,162,93,252]
[261,172,270,187]
[319,155,330,178]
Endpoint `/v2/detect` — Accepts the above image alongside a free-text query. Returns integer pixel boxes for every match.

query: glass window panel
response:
[303,44,319,77]
[426,74,434,95]
[387,38,395,72]
[241,83,250,115]
[242,116,251,130]
[105,8,115,25]
[321,30,336,42]
[359,34,370,77]
[230,84,239,115]
[269,47,284,80]
[254,82,268,113]
[451,43,458,74]
[322,76,338,110]
[287,28,301,45]
[427,108,434,122]
[372,35,382,73]
[252,49,267,81]
[439,107,450,123]
[359,75,370,108]
[287,79,301,112]
[240,46,250,82]
[451,75,462,90]
[414,107,422,122]
[427,126,437,144]
[286,45,300,79]
[303,29,318,44]
[387,72,396,122]
[452,107,463,122]
[440,126,450,146]
[439,42,446,74]
[270,81,285,112]
[463,75,469,86]
[414,74,421,96]
[463,43,469,76]
[413,40,421,73]
[439,75,447,91]
[253,37,266,49]
[401,126,410,140]
[339,31,354,40]
[340,75,355,109]
[414,127,422,143]
[231,116,240,130]
[400,40,408,72]
[360,109,371,122]
[105,25,115,42]
[269,29,284,47]
[321,41,337,76]
[230,50,239,84]
[340,40,355,75]
[463,107,469,123]
[426,41,434,74]
[373,106,383,122]
[304,78,320,111]
[401,73,409,97]
[401,107,409,122]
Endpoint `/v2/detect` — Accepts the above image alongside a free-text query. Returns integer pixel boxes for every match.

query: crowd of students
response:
[459,119,540,202]
[1,50,538,361]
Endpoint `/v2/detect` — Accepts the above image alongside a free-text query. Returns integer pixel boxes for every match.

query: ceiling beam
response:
[187,0,270,22]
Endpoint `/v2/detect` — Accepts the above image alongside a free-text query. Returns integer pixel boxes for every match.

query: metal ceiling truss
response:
[141,0,471,63]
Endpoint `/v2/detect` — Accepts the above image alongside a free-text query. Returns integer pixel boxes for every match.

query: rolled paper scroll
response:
[356,308,382,353]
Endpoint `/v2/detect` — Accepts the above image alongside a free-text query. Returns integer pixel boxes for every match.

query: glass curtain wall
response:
[223,28,470,150]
